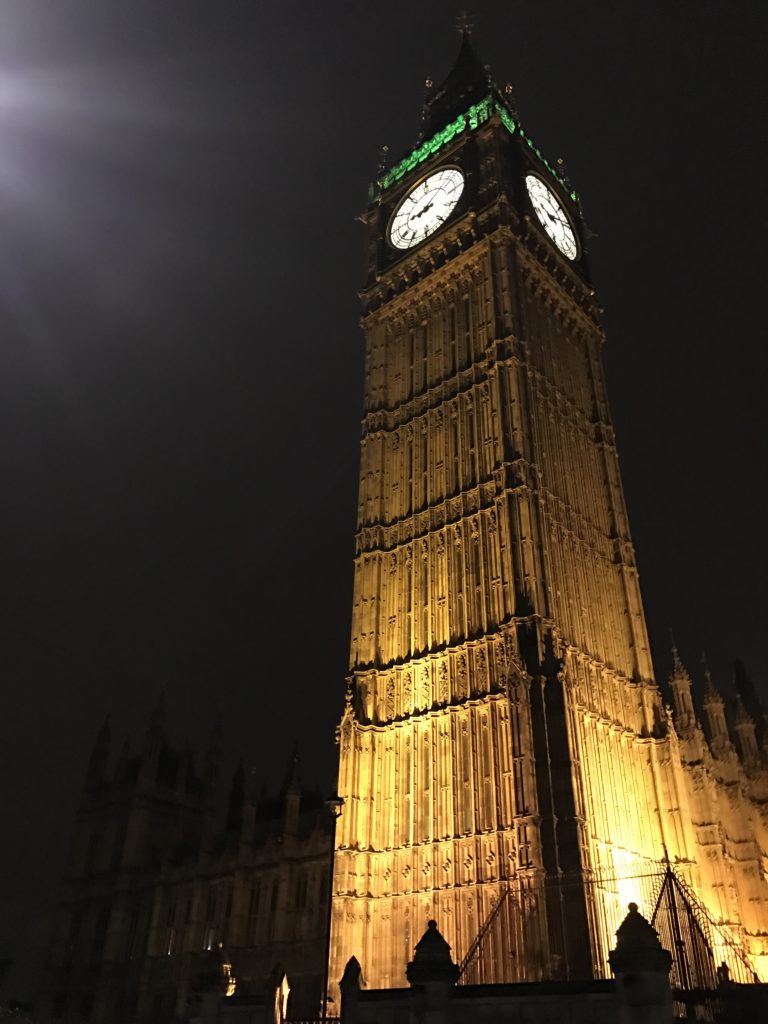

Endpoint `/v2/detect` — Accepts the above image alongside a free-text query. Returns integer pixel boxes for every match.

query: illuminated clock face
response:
[525,174,579,260]
[388,167,465,250]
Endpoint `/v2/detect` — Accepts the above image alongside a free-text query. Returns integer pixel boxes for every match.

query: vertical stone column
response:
[608,903,672,1024]
[339,956,363,1024]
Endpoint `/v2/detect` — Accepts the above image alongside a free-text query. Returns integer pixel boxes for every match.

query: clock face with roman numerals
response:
[525,174,579,260]
[388,167,465,250]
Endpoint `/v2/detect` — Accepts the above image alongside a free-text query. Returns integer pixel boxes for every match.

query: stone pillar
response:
[609,903,673,1024]
[339,956,362,1024]
[405,920,459,1024]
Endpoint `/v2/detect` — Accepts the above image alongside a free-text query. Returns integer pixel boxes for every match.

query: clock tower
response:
[330,32,768,992]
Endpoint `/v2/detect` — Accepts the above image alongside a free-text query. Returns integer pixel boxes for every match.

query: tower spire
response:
[667,638,695,736]
[733,693,760,768]
[733,658,768,750]
[669,629,685,676]
[701,651,719,702]
[422,24,494,138]
[700,654,734,760]
[455,10,475,39]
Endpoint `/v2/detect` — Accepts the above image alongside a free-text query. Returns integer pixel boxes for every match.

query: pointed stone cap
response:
[406,920,460,987]
[339,955,364,992]
[702,657,723,706]
[609,904,672,975]
[669,642,690,684]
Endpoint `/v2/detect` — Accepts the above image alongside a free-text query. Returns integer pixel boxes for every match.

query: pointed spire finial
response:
[456,10,475,38]
[668,629,687,678]
[700,651,720,701]
[377,144,390,178]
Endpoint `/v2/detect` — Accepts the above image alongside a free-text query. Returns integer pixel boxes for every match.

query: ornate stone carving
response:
[421,668,431,705]
[403,672,412,706]
[438,662,449,704]
[385,678,395,718]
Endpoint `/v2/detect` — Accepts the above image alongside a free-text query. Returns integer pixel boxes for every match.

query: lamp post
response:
[321,794,344,1022]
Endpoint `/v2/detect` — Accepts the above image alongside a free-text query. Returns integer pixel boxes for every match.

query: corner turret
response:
[668,641,696,736]
[734,658,768,756]
[701,656,734,760]
[733,694,760,768]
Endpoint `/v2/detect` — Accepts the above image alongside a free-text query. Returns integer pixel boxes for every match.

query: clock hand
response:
[411,199,435,221]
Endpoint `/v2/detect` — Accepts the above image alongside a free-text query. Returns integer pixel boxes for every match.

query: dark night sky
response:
[0,0,765,998]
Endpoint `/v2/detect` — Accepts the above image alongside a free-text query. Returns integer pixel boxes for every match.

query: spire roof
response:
[608,901,672,976]
[406,920,459,986]
[701,653,722,705]
[668,637,690,683]
[614,903,664,953]
[423,34,494,138]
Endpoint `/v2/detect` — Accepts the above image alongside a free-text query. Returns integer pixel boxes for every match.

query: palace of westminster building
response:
[46,30,768,1023]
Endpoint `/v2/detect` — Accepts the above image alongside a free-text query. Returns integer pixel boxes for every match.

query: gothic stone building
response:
[47,27,768,1024]
[45,702,331,1022]
[329,32,768,995]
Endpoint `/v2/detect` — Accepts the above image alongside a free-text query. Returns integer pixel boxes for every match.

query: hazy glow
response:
[525,174,578,259]
[388,167,465,250]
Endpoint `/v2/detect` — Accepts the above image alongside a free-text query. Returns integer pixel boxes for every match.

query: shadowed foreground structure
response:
[45,707,331,1021]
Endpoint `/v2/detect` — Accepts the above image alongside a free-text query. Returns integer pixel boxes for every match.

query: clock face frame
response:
[525,174,579,261]
[388,166,465,251]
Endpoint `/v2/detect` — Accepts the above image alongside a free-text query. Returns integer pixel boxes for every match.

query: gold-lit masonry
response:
[330,36,768,993]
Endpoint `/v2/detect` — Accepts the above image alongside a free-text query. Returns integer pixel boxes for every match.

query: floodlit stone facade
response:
[330,34,768,995]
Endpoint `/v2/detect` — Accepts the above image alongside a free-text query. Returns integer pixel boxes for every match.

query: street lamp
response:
[321,794,344,1021]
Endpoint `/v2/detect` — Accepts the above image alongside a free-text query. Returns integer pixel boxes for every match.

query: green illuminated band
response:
[376,95,576,202]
